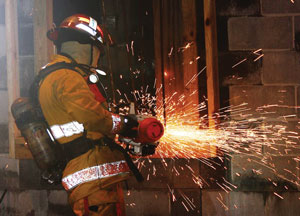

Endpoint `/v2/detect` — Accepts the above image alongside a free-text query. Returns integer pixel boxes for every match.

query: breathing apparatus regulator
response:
[88,68,107,83]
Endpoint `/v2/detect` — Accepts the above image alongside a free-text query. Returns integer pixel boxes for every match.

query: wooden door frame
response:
[7,0,53,159]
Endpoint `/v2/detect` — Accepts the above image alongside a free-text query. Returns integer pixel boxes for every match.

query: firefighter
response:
[37,14,138,215]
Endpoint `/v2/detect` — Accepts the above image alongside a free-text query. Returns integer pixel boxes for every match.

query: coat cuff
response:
[111,114,122,134]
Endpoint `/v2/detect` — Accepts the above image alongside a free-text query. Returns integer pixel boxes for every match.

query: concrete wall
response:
[226,0,300,181]
[222,0,300,215]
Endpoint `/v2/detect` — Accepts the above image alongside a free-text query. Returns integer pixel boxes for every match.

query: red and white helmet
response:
[47,14,112,50]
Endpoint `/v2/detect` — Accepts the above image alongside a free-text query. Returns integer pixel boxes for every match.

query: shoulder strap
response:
[29,62,79,106]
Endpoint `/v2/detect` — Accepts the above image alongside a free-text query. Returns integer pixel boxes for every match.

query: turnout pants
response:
[72,183,126,216]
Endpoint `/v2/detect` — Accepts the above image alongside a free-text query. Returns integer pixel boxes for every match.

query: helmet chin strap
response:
[87,69,107,83]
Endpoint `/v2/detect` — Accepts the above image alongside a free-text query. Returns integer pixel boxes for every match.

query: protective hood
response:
[60,41,100,68]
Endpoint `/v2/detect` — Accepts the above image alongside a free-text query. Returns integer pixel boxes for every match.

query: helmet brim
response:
[47,27,105,52]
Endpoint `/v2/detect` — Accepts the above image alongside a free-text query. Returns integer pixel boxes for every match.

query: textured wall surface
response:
[225,0,300,216]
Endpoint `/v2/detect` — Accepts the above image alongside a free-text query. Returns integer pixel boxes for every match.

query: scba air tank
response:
[11,98,59,173]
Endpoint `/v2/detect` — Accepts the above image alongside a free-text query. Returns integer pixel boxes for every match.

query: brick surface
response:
[229,85,296,120]
[229,154,267,186]
[203,191,300,216]
[217,0,260,16]
[0,190,48,215]
[0,155,19,189]
[0,124,8,153]
[19,159,63,190]
[0,154,19,172]
[228,17,293,50]
[173,158,200,189]
[263,120,300,155]
[18,159,41,189]
[171,189,201,216]
[48,203,74,216]
[229,154,299,189]
[125,158,173,189]
[126,158,224,191]
[268,156,300,188]
[0,189,72,215]
[228,192,265,216]
[262,0,300,14]
[202,190,229,216]
[48,190,74,216]
[124,190,170,216]
[0,91,8,124]
[220,51,262,86]
[203,190,261,216]
[265,192,300,216]
[19,190,48,215]
[0,191,20,215]
[262,51,300,84]
[200,157,227,189]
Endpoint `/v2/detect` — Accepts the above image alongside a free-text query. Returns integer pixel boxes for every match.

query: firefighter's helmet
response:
[47,14,112,51]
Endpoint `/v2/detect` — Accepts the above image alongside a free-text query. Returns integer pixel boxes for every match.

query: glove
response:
[119,115,139,138]
[41,162,65,185]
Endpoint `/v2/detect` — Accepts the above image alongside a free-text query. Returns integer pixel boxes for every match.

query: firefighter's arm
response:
[57,69,137,136]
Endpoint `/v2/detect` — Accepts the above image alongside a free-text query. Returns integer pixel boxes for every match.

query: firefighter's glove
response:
[41,169,62,185]
[41,162,65,185]
[120,115,139,138]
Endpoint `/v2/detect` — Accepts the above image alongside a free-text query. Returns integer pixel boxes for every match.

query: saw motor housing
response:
[120,115,164,156]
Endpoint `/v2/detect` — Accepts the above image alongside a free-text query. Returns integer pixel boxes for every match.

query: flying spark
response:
[117,63,300,212]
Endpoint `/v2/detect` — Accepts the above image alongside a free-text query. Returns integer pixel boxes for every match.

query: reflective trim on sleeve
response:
[62,160,129,191]
[111,114,122,134]
[50,121,84,139]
